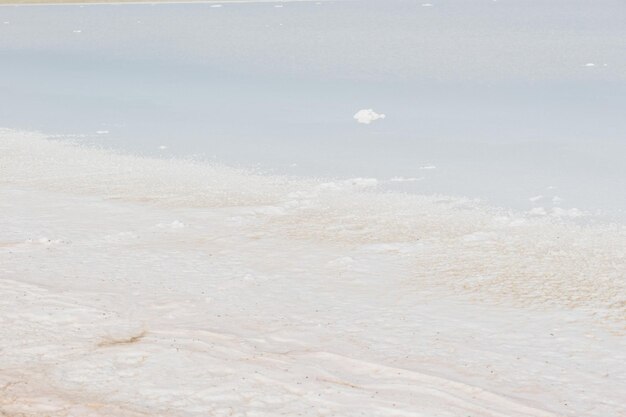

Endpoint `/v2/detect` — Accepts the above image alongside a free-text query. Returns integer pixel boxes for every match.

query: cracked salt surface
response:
[1,129,625,417]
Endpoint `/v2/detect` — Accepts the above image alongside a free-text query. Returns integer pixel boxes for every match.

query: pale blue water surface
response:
[1,0,625,219]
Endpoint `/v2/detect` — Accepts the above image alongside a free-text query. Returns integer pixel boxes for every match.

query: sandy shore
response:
[2,127,626,417]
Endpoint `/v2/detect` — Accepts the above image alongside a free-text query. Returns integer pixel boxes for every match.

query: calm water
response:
[1,0,625,219]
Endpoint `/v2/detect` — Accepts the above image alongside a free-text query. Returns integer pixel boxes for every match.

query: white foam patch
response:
[551,207,586,218]
[353,109,386,124]
[389,176,423,182]
[528,206,587,219]
[318,177,379,191]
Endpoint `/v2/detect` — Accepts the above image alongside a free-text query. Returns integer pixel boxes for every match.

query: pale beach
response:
[1,1,625,416]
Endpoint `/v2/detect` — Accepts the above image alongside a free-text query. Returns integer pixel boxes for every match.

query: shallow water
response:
[1,0,625,219]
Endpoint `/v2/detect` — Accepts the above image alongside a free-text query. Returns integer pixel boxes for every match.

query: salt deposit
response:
[389,176,422,182]
[353,109,386,125]
[1,128,625,417]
